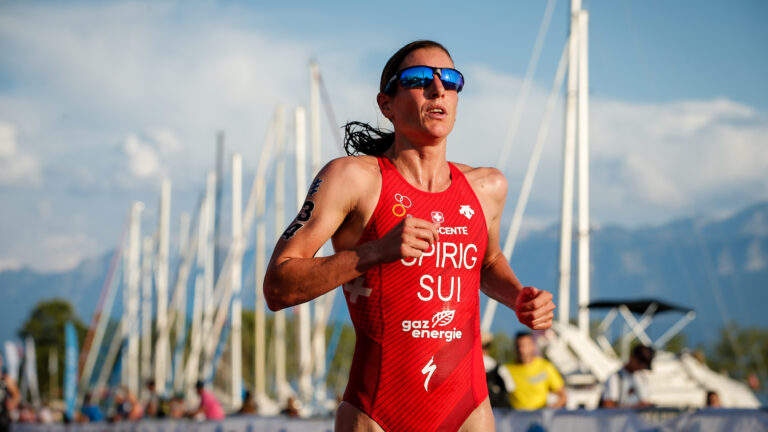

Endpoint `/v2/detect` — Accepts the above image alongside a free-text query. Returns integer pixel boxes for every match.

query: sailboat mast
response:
[557,0,582,325]
[155,179,171,394]
[230,153,244,408]
[576,10,591,336]
[273,105,290,403]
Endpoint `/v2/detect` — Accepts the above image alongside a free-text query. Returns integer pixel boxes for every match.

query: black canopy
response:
[587,299,694,316]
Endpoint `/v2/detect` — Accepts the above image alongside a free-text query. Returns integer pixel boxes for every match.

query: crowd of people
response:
[1,336,730,429]
[0,359,306,428]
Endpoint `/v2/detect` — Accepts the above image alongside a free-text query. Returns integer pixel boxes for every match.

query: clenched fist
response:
[515,287,555,330]
[371,216,440,263]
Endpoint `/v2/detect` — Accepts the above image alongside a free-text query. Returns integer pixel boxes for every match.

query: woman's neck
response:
[386,135,451,193]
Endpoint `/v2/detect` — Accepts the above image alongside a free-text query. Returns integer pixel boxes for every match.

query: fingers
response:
[515,287,556,330]
[403,217,439,244]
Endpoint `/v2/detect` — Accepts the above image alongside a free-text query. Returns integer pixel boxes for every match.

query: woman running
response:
[264,40,555,432]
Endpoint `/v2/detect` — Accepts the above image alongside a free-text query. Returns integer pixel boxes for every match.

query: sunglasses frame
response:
[383,65,465,95]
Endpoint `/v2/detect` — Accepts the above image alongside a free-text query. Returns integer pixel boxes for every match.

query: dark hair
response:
[343,40,453,156]
[515,331,533,342]
[631,344,655,369]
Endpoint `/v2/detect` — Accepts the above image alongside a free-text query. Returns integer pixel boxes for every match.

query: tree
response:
[17,298,88,400]
[707,323,768,390]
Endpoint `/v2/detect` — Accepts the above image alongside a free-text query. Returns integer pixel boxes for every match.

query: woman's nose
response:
[426,73,445,98]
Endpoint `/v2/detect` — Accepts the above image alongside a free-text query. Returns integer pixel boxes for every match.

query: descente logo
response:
[437,226,468,235]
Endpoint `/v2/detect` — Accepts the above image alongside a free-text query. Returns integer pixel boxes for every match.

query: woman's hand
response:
[515,287,555,330]
[363,216,440,263]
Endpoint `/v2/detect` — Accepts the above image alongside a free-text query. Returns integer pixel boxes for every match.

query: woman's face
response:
[378,47,459,145]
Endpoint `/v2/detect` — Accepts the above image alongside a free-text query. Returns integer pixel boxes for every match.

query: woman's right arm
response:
[263,157,439,311]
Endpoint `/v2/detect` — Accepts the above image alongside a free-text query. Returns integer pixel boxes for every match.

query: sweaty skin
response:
[264,47,555,431]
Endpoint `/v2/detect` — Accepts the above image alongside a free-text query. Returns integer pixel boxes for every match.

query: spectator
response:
[1,354,21,432]
[600,344,655,408]
[114,387,143,421]
[168,394,185,419]
[706,390,722,408]
[188,380,224,421]
[237,390,258,415]
[502,332,566,410]
[481,332,512,408]
[80,393,104,422]
[280,396,300,418]
[144,379,166,418]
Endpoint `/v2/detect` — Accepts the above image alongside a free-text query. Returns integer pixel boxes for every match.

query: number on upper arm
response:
[281,200,316,240]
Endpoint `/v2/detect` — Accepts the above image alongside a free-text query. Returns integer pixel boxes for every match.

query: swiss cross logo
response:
[431,211,444,224]
[459,205,474,220]
[344,277,372,303]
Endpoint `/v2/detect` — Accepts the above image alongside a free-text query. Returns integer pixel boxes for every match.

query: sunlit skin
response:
[263,46,556,431]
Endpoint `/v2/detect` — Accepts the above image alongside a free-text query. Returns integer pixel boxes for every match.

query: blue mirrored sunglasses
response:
[384,65,465,94]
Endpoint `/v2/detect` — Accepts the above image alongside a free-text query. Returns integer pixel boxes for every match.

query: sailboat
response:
[481,0,762,411]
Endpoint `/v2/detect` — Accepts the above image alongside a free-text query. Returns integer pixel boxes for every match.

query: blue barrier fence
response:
[11,408,768,432]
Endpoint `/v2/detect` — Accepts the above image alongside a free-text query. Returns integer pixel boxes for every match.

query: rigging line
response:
[78,216,129,377]
[481,36,570,333]
[691,223,743,361]
[498,0,559,170]
[317,71,345,155]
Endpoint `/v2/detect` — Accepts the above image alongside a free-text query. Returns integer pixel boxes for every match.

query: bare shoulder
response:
[319,156,380,198]
[322,154,380,180]
[451,162,508,202]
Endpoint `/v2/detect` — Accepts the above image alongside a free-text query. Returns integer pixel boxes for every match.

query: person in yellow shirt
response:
[502,332,566,410]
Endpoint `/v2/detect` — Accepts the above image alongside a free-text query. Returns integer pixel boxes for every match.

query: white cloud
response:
[0,258,22,272]
[0,3,767,270]
[0,121,42,187]
[42,233,99,272]
[123,134,160,179]
[149,128,182,155]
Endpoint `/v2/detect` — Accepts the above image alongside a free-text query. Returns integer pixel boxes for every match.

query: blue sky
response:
[0,0,767,271]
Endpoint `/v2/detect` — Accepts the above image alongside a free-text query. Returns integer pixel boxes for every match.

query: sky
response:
[0,0,767,272]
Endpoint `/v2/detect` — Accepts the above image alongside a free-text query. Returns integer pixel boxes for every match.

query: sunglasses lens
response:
[395,66,464,92]
[440,68,464,92]
[399,66,435,88]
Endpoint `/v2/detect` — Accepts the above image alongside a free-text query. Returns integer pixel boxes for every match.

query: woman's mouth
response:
[426,105,447,118]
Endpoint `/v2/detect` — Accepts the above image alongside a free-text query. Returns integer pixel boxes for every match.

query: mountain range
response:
[2,201,767,349]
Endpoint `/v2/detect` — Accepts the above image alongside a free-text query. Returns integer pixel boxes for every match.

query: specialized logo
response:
[459,205,474,220]
[343,276,372,304]
[422,356,436,392]
[392,193,412,218]
[401,309,461,342]
[431,211,444,224]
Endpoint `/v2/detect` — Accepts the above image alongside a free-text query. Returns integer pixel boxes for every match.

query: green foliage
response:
[17,298,88,400]
[706,323,768,386]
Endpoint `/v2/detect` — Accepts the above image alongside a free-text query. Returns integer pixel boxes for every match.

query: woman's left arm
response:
[469,167,555,330]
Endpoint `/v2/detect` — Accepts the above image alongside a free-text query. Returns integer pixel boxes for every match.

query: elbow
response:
[263,270,293,311]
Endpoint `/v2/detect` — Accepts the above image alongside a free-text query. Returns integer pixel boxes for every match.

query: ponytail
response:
[343,121,394,156]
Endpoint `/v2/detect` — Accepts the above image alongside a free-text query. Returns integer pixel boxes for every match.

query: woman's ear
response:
[377,92,393,121]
